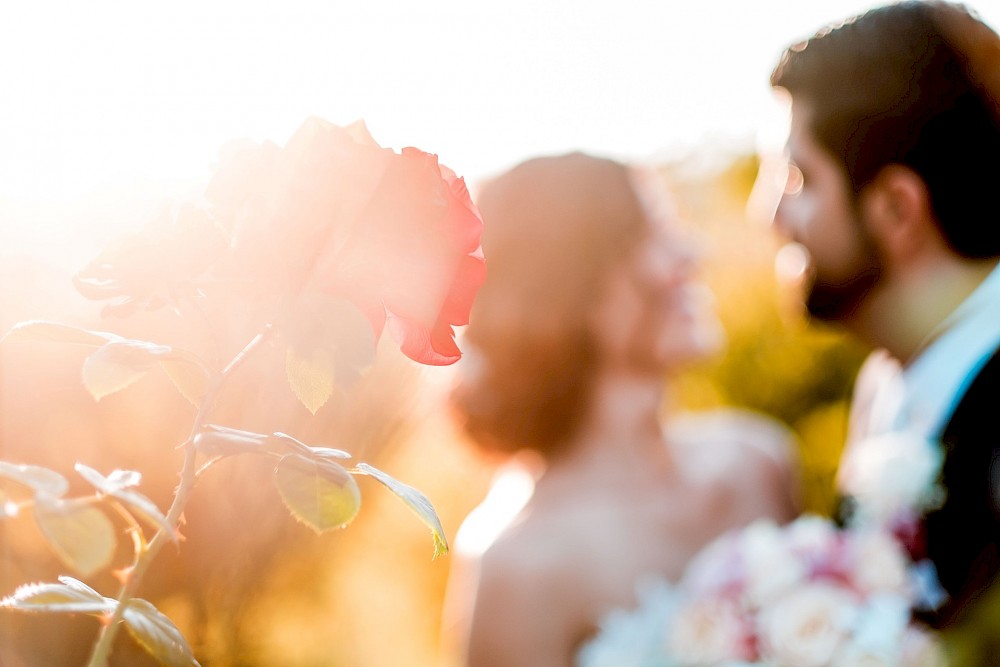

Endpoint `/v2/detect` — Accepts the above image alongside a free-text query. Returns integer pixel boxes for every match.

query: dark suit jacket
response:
[918,346,1000,629]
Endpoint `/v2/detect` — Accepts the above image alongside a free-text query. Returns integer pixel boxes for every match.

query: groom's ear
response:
[860,164,937,262]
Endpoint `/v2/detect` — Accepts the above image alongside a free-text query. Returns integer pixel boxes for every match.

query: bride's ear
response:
[860,164,938,262]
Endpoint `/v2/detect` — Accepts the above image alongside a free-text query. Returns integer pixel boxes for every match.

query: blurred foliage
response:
[0,149,867,666]
[943,580,1000,666]
[664,153,867,515]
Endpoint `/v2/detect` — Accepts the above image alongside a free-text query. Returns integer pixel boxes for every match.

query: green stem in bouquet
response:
[85,327,272,667]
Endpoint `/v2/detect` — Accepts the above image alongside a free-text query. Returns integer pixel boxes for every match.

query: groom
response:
[768,1,1000,629]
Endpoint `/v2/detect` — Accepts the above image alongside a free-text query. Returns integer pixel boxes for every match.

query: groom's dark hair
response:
[771,1,1000,258]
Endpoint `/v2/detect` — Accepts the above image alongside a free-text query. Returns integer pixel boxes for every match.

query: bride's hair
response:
[450,152,647,457]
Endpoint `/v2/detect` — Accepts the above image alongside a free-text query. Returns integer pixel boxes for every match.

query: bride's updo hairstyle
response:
[451,153,647,457]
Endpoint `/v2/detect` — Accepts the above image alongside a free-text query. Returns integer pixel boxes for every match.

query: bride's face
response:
[592,175,724,373]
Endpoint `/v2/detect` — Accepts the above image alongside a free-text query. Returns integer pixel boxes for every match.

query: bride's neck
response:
[548,373,674,477]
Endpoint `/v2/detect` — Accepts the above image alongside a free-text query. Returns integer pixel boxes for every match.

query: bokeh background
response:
[2,1,998,665]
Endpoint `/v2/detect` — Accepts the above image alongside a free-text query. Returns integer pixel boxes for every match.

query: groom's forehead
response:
[785,101,827,165]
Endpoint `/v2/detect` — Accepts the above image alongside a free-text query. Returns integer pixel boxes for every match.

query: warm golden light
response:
[3,1,999,665]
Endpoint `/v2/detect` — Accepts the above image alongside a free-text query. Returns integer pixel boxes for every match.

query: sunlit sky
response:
[2,1,999,218]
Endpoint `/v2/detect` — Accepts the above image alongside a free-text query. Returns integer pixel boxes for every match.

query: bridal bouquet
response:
[577,516,947,667]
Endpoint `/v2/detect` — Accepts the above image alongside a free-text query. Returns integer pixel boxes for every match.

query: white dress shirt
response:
[867,261,1000,440]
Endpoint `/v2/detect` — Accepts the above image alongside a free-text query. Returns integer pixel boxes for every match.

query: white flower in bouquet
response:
[785,514,840,555]
[575,578,681,667]
[740,521,808,607]
[829,592,914,665]
[576,517,945,667]
[846,529,911,596]
[757,582,860,667]
[666,597,754,665]
[838,431,945,525]
[682,520,805,608]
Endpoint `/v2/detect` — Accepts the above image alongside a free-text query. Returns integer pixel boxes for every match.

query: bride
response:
[443,153,799,667]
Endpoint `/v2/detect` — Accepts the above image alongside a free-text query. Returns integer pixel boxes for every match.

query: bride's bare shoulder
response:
[666,408,800,519]
[667,407,796,463]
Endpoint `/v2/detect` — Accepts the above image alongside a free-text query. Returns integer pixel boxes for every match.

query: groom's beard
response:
[804,243,883,323]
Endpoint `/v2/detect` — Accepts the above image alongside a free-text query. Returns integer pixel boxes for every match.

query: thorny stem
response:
[107,501,149,557]
[85,327,272,667]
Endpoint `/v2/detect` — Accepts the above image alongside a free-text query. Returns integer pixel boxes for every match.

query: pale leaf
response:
[159,358,210,406]
[123,598,201,667]
[285,345,335,415]
[82,340,171,400]
[270,431,316,455]
[354,462,449,558]
[194,425,270,457]
[34,498,116,576]
[0,461,69,498]
[274,455,361,533]
[283,293,376,408]
[309,446,352,460]
[106,469,142,488]
[1,320,117,347]
[270,432,351,460]
[0,577,113,615]
[75,464,174,541]
[74,463,136,492]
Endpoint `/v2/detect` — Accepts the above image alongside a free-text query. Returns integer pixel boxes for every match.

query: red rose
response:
[207,117,486,367]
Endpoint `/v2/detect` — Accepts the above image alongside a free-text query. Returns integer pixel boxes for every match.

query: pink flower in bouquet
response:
[206,117,486,367]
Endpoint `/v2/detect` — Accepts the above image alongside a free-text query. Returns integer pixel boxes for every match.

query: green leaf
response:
[74,464,175,541]
[274,455,361,533]
[0,461,69,498]
[353,462,449,559]
[1,320,117,347]
[123,598,201,667]
[2,584,201,667]
[0,576,113,615]
[285,344,335,415]
[33,497,116,576]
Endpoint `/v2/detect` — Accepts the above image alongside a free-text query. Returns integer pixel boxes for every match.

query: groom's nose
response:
[747,153,791,230]
[770,164,804,240]
[772,196,794,239]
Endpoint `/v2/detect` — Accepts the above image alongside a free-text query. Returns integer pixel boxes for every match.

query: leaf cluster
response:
[0,317,450,665]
